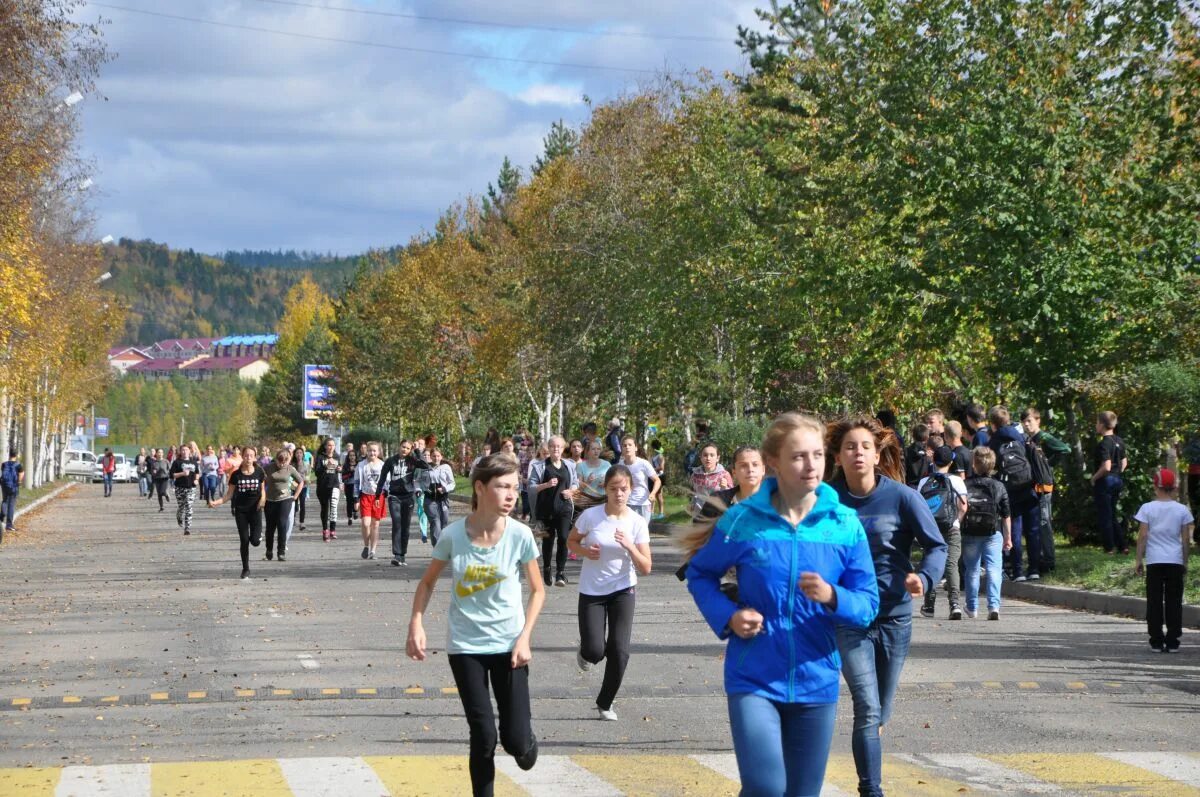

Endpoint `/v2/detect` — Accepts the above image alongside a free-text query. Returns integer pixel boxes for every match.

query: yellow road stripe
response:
[824,754,973,796]
[1018,682,1039,689]
[11,698,31,706]
[101,696,120,703]
[272,689,293,696]
[152,758,292,797]
[989,753,1200,796]
[574,754,738,796]
[982,681,1002,689]
[821,754,861,794]
[150,693,169,701]
[1066,682,1087,689]
[0,766,60,795]
[321,688,341,695]
[365,755,523,796]
[187,691,206,699]
[235,689,256,697]
[441,687,459,695]
[62,696,81,704]
[405,687,425,694]
[356,688,376,695]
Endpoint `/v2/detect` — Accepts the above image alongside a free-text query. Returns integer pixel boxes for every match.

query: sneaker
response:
[920,598,935,618]
[361,547,369,559]
[183,530,190,536]
[392,558,401,566]
[568,551,578,561]
[1013,575,1027,582]
[1166,639,1181,652]
[1027,573,1041,581]
[420,534,428,543]
[555,576,567,587]
[177,517,183,528]
[265,553,273,561]
[299,523,306,531]
[330,531,337,539]
[1151,640,1164,652]
[543,572,552,587]
[949,606,963,620]
[514,736,538,771]
[251,534,261,547]
[399,557,406,566]
[278,553,286,562]
[987,610,1000,621]
[240,569,250,580]
[597,706,619,721]
[965,609,977,619]
[576,650,594,672]
[368,551,376,560]
[322,531,329,542]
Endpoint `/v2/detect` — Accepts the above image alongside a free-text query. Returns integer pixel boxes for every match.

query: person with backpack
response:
[1092,410,1129,554]
[1,450,24,538]
[903,424,932,487]
[962,447,1013,619]
[987,405,1042,581]
[1021,408,1072,572]
[918,446,968,619]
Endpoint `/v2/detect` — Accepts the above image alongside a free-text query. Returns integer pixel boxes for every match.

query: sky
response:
[73,0,765,254]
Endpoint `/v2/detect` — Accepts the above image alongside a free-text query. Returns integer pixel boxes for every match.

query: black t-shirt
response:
[1094,435,1125,475]
[536,459,573,520]
[314,453,342,490]
[227,467,265,510]
[952,444,973,478]
[170,458,198,489]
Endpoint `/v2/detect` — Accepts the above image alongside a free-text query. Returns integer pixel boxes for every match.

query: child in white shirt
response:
[1134,468,1193,652]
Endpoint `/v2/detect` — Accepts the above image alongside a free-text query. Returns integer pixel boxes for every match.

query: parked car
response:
[93,453,134,483]
[62,449,97,481]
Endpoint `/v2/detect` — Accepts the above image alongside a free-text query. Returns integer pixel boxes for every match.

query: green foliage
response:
[95,373,258,447]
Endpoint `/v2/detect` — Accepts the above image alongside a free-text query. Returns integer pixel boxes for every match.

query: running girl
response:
[263,449,304,562]
[568,465,652,721]
[689,442,734,513]
[575,440,611,508]
[618,436,660,523]
[687,413,879,795]
[170,444,200,535]
[208,446,265,579]
[407,454,544,796]
[355,442,386,559]
[150,449,171,510]
[827,415,947,797]
[314,438,342,541]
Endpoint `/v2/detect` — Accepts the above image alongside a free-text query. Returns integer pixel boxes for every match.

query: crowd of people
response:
[90,403,1192,797]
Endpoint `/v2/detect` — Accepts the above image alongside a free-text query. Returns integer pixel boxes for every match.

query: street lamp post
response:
[180,404,189,447]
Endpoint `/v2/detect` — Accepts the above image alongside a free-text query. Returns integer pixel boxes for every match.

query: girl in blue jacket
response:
[687,413,879,797]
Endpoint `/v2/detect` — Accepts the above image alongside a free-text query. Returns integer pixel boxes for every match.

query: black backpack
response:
[1027,436,1055,487]
[904,442,929,486]
[919,472,959,533]
[995,438,1033,491]
[963,478,1000,535]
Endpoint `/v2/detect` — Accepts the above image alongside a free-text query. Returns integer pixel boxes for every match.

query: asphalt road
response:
[1,482,1196,770]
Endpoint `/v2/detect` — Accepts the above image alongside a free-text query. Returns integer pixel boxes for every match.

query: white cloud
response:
[516,83,584,106]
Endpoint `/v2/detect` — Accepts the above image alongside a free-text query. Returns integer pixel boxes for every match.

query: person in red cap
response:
[1134,468,1193,652]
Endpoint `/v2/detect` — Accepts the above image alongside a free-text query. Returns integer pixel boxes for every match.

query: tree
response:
[255,277,335,441]
[532,119,580,176]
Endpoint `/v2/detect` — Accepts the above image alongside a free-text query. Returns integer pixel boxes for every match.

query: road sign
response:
[302,365,335,420]
[94,418,109,437]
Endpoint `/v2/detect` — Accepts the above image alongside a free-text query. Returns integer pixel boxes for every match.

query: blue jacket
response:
[830,475,947,619]
[686,479,879,704]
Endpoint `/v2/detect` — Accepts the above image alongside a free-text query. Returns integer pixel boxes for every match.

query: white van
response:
[62,449,97,481]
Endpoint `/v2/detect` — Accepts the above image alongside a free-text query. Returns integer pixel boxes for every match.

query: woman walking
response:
[355,442,386,559]
[314,438,342,542]
[170,444,200,535]
[407,454,544,797]
[207,446,265,579]
[688,414,879,796]
[533,436,578,587]
[293,444,311,531]
[827,415,947,797]
[200,445,220,504]
[263,449,304,562]
[568,465,652,721]
[421,447,456,546]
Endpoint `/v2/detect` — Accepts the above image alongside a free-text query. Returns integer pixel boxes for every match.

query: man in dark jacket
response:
[378,439,430,566]
[988,406,1041,581]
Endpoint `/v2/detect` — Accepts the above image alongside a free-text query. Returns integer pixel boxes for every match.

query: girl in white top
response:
[567,464,652,721]
[618,435,661,522]
[354,442,386,560]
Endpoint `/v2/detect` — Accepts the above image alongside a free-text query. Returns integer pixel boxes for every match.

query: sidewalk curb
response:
[1002,579,1200,629]
[12,481,76,522]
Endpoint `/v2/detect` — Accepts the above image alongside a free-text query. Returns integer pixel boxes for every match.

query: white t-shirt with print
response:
[621,457,659,507]
[575,504,650,596]
[1134,500,1193,565]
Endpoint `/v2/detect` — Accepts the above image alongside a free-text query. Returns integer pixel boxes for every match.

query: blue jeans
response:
[727,693,836,797]
[1,488,16,530]
[1007,492,1041,578]
[138,474,150,497]
[962,532,1003,613]
[1094,475,1124,552]
[103,472,113,497]
[836,613,913,797]
[201,473,219,502]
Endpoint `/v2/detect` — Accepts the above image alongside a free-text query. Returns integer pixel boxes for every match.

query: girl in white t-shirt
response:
[1134,468,1194,652]
[567,464,652,721]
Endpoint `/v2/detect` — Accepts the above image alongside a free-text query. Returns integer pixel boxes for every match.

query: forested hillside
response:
[101,239,393,344]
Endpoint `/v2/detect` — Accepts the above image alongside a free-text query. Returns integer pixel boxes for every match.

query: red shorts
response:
[359,494,386,520]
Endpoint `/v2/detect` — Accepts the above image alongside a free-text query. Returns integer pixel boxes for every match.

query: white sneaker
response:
[597,706,618,721]
[964,610,977,619]
[576,650,593,672]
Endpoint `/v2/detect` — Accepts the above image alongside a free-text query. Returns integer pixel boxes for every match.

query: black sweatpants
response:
[578,587,636,710]
[233,506,263,570]
[264,498,293,557]
[1146,563,1185,648]
[317,485,339,532]
[153,478,169,508]
[389,495,414,558]
[541,511,571,580]
[448,652,535,797]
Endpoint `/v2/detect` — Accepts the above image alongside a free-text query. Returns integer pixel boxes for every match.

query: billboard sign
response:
[94,417,109,437]
[303,364,335,420]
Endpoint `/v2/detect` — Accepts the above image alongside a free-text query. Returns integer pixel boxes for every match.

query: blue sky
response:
[74,0,763,254]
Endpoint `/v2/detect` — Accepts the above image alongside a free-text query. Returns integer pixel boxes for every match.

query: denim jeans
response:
[727,693,837,797]
[836,613,913,797]
[1,488,16,530]
[138,473,150,497]
[201,473,219,502]
[103,472,113,497]
[1094,475,1124,552]
[961,532,1003,613]
[1007,493,1041,579]
[1037,491,1055,570]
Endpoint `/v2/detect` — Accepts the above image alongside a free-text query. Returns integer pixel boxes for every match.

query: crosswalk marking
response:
[912,753,1063,793]
[495,755,622,797]
[277,757,389,797]
[989,753,1200,797]
[4,752,1200,795]
[1101,753,1200,788]
[57,763,151,797]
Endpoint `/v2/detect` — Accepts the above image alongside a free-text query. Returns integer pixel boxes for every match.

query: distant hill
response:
[101,239,392,344]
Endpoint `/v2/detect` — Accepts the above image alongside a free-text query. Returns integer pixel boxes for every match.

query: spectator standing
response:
[918,446,968,619]
[962,448,1013,619]
[945,421,972,479]
[1092,411,1129,554]
[0,449,24,537]
[1021,408,1072,572]
[987,406,1042,580]
[1134,468,1193,652]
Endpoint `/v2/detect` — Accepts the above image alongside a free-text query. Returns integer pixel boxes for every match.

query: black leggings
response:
[264,499,293,556]
[448,652,534,797]
[317,485,339,531]
[152,478,169,508]
[343,484,358,521]
[233,506,262,570]
[578,587,636,710]
[540,511,571,579]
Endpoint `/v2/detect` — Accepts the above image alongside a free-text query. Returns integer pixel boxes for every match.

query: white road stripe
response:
[278,756,390,797]
[911,754,1065,793]
[56,763,151,797]
[1102,752,1200,787]
[691,752,851,797]
[495,754,623,797]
